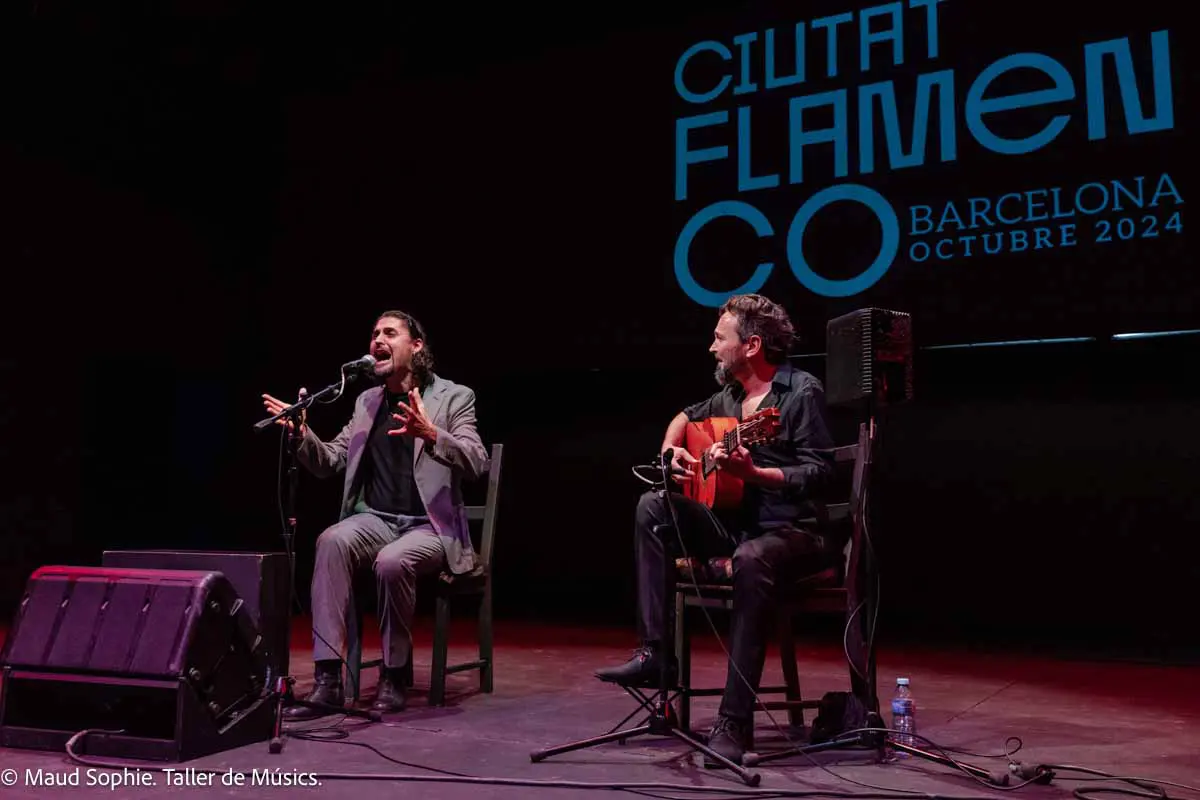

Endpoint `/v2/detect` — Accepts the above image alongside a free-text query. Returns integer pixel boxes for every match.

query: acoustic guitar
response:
[679,407,782,509]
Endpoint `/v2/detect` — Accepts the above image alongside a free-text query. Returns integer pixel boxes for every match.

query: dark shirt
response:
[360,388,427,517]
[683,363,835,535]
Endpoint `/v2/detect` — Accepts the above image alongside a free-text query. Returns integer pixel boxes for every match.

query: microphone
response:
[341,355,376,372]
[661,448,674,468]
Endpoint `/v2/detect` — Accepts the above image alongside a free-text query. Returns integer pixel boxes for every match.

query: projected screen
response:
[665,0,1189,347]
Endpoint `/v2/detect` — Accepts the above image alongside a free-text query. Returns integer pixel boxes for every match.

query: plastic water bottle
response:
[890,677,916,751]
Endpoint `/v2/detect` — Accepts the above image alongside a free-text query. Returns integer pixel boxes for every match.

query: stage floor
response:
[1,617,1197,799]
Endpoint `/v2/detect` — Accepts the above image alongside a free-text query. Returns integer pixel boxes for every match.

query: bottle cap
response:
[896,678,910,686]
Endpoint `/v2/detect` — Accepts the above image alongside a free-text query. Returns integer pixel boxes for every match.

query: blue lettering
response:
[1076,183,1109,214]
[860,3,904,71]
[673,201,775,307]
[968,198,994,229]
[997,194,1023,225]
[675,41,732,104]
[982,233,1003,255]
[910,241,930,262]
[935,238,954,259]
[1151,173,1183,206]
[1060,224,1078,246]
[786,183,900,297]
[733,33,758,96]
[675,112,728,202]
[788,91,849,184]
[1085,32,1174,140]
[737,108,781,193]
[1025,190,1048,222]
[937,201,964,232]
[908,0,945,59]
[811,12,853,77]
[765,25,806,90]
[910,205,933,235]
[965,53,1074,155]
[859,70,955,173]
[1010,229,1029,252]
[1050,188,1076,219]
[1111,178,1145,211]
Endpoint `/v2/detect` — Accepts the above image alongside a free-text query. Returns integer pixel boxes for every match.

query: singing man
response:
[262,310,489,717]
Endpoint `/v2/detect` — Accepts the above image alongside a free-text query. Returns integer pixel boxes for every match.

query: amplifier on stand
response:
[825,307,913,410]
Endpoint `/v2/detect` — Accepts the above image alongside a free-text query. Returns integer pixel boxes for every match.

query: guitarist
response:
[594,293,837,766]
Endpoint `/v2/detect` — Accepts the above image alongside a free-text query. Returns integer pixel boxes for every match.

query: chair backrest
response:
[823,423,873,578]
[465,443,504,569]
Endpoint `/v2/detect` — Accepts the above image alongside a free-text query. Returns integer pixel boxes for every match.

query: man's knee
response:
[315,521,357,557]
[731,540,773,585]
[373,552,416,585]
[635,490,667,530]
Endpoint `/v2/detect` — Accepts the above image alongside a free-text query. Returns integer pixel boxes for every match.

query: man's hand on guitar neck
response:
[708,441,755,481]
[709,442,788,487]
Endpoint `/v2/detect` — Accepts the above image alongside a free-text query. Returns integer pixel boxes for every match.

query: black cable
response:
[1026,762,1200,800]
[61,727,1002,798]
[939,736,1024,760]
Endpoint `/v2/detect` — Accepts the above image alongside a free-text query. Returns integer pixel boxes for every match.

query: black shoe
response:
[372,668,407,714]
[283,666,344,721]
[703,714,753,768]
[594,645,677,687]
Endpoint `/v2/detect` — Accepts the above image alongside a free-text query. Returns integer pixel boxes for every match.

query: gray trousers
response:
[311,511,445,670]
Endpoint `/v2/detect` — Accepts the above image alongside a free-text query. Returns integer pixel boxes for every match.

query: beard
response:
[714,362,737,387]
[714,353,748,387]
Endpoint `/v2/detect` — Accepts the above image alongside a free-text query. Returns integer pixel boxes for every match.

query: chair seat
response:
[675,557,842,593]
[436,565,489,595]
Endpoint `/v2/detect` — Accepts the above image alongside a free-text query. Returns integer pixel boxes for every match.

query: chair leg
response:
[478,583,494,694]
[430,595,451,706]
[777,614,804,729]
[674,592,692,732]
[401,656,413,688]
[346,611,363,703]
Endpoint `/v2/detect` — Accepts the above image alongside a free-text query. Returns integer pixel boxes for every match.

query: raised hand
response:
[389,387,437,443]
[261,388,308,434]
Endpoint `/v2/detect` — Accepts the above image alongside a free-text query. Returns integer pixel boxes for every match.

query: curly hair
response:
[377,310,435,388]
[718,294,795,364]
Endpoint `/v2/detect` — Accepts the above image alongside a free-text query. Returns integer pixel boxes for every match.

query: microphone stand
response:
[253,372,381,753]
[530,451,762,787]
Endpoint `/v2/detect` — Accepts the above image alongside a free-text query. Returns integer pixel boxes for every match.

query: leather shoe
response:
[283,669,344,721]
[371,669,407,714]
[594,645,677,687]
[703,714,753,768]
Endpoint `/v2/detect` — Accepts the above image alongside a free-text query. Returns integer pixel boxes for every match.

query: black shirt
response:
[360,388,427,517]
[683,363,835,534]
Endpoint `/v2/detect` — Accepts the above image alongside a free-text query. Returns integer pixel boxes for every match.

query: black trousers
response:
[634,489,834,724]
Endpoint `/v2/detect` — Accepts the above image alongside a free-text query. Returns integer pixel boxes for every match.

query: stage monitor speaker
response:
[101,549,290,683]
[825,308,913,409]
[0,566,275,762]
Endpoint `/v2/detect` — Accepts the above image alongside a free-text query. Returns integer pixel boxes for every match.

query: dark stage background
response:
[1,1,1196,660]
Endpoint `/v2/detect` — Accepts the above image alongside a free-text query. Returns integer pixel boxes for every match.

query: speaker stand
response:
[267,676,379,754]
[255,377,381,754]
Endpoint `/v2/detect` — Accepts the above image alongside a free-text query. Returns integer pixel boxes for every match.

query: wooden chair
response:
[672,423,876,733]
[345,443,504,706]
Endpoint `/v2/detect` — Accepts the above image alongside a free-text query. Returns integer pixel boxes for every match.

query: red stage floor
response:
[0,616,1197,800]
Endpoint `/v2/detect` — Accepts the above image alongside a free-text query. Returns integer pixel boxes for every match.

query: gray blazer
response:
[295,374,490,575]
